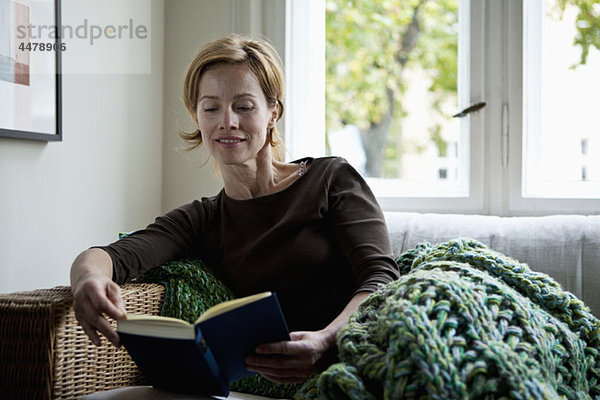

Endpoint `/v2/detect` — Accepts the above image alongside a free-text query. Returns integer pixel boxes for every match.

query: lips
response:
[215,136,245,142]
[215,136,246,147]
[217,139,245,144]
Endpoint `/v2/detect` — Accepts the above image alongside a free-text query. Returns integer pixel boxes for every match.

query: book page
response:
[196,292,272,323]
[118,315,195,339]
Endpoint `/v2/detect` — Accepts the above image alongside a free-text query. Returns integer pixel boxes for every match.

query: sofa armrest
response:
[0,283,165,400]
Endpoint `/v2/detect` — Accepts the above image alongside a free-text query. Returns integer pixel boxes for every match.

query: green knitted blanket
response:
[136,239,600,399]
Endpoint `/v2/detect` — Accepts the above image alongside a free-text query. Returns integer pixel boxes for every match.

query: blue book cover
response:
[119,330,228,396]
[117,292,289,396]
[197,292,290,382]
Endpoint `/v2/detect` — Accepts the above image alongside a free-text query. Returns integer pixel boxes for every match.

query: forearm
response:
[70,248,113,287]
[319,291,371,348]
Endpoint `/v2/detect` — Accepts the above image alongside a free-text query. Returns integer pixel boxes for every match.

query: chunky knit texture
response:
[135,239,600,399]
[296,239,600,399]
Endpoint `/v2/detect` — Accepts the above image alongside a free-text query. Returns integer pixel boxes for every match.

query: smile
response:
[216,139,245,144]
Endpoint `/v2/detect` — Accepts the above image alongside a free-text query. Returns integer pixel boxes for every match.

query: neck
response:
[220,155,277,200]
[219,144,302,200]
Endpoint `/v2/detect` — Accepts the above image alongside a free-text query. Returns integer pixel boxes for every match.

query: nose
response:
[219,107,239,131]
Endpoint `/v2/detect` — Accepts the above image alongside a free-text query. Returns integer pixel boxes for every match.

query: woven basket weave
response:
[0,283,165,400]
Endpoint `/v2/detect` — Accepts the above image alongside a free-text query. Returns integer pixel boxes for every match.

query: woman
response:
[70,34,399,384]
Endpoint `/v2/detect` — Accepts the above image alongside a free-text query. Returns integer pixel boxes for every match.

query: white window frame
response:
[376,0,485,214]
[279,0,600,216]
[285,0,485,213]
[507,0,600,215]
[283,0,326,160]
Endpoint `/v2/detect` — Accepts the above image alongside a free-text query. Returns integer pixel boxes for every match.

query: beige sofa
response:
[385,212,600,315]
[1,212,599,399]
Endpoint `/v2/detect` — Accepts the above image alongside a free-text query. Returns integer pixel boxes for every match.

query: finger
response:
[75,294,121,347]
[255,340,298,355]
[80,320,102,346]
[256,339,310,356]
[247,355,304,370]
[90,312,121,347]
[88,289,126,321]
[105,284,127,319]
[255,341,285,354]
[79,295,121,347]
[74,298,102,342]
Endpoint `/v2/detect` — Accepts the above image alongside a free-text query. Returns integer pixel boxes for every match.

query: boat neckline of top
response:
[221,156,318,203]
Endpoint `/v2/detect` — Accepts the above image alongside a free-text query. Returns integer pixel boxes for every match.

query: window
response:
[284,0,600,215]
[508,0,600,214]
[523,0,600,199]
[325,0,469,199]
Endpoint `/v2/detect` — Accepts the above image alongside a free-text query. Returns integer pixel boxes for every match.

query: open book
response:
[117,292,290,396]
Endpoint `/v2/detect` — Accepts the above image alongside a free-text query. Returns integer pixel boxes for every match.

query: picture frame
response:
[0,0,62,142]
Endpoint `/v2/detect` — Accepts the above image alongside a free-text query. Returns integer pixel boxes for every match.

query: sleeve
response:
[94,200,209,284]
[326,158,400,294]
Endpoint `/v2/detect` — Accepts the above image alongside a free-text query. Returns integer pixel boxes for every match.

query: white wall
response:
[0,0,285,292]
[161,0,227,212]
[0,0,165,292]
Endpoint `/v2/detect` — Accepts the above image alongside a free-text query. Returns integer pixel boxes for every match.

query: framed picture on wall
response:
[0,0,62,142]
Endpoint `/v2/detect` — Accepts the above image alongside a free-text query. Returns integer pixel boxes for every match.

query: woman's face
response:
[196,63,277,167]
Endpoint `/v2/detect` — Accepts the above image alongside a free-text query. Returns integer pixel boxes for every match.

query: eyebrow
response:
[198,93,257,102]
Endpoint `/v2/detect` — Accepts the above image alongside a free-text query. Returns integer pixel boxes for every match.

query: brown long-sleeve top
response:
[99,157,399,331]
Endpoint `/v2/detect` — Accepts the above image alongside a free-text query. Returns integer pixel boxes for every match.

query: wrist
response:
[71,268,102,289]
[318,327,338,349]
[70,248,113,287]
[314,329,340,371]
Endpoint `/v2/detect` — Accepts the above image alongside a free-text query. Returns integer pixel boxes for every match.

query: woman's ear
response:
[268,108,278,127]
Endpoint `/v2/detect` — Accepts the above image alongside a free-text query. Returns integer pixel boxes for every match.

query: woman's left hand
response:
[245,330,335,384]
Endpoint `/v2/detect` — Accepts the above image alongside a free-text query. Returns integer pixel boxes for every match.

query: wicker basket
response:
[0,283,165,400]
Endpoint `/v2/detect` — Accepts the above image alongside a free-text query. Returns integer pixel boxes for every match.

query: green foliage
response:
[555,0,600,65]
[325,0,598,176]
[326,0,458,133]
[326,0,598,129]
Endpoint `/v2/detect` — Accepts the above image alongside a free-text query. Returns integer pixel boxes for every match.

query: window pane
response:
[325,0,467,197]
[523,0,600,198]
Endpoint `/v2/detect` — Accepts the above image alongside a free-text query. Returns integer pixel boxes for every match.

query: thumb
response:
[289,331,308,341]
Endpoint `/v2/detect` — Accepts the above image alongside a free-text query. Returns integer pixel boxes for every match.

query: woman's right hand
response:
[70,249,127,347]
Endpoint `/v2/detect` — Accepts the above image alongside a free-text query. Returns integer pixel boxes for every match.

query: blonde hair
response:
[181,34,285,161]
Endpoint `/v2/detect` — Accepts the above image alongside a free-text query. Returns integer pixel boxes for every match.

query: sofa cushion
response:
[384,212,600,316]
